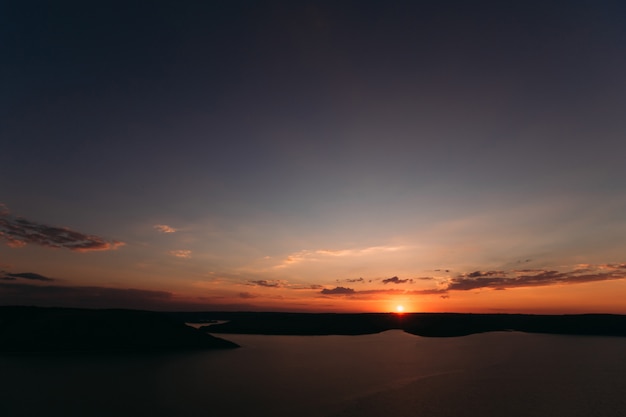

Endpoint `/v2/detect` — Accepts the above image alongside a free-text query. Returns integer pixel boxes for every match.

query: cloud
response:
[169,250,192,258]
[382,276,413,284]
[356,288,405,295]
[248,279,284,288]
[513,269,545,273]
[314,264,626,299]
[408,288,449,295]
[315,287,450,300]
[314,249,352,256]
[290,284,324,290]
[3,272,54,282]
[331,264,626,298]
[345,277,364,283]
[154,224,177,233]
[356,288,447,296]
[0,281,294,311]
[239,292,257,299]
[275,245,406,268]
[245,279,322,290]
[600,263,626,270]
[0,205,124,252]
[320,286,355,295]
[0,282,174,310]
[444,266,626,292]
[463,270,506,278]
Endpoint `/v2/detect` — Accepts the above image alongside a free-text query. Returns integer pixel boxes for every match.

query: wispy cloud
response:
[154,224,177,233]
[319,263,626,298]
[169,250,192,258]
[445,266,626,291]
[248,279,284,288]
[0,204,124,252]
[320,287,447,297]
[461,270,506,278]
[275,245,406,268]
[2,272,54,282]
[0,282,174,309]
[239,291,257,299]
[0,280,312,311]
[246,279,323,290]
[407,288,449,295]
[293,284,324,290]
[355,288,405,295]
[600,263,626,270]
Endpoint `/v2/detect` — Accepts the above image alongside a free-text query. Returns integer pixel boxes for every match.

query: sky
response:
[2,1,626,313]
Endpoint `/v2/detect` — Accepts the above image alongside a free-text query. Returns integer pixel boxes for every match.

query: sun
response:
[396,305,404,313]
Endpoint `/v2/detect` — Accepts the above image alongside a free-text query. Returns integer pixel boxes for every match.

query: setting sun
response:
[396,305,404,313]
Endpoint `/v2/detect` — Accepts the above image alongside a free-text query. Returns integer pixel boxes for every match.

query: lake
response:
[2,330,625,417]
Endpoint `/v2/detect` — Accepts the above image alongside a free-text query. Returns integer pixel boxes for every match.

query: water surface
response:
[2,331,625,417]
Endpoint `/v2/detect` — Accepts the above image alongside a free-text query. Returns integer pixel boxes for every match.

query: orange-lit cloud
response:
[275,245,406,268]
[319,287,447,297]
[318,263,626,299]
[154,224,177,233]
[445,267,626,291]
[239,292,257,299]
[0,205,124,252]
[169,250,192,258]
[248,279,284,288]
[460,270,506,278]
[5,239,27,248]
[598,263,626,270]
[247,279,323,290]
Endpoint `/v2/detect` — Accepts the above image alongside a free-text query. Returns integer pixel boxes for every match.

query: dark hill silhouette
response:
[3,308,624,354]
[0,306,238,353]
[172,312,626,337]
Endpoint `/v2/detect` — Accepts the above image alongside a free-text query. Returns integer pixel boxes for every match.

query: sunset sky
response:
[2,1,626,313]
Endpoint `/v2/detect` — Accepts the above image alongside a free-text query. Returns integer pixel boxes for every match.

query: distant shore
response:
[172,311,626,338]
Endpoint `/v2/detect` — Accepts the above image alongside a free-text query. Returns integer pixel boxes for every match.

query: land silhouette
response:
[3,307,626,354]
[184,311,626,337]
[0,306,238,353]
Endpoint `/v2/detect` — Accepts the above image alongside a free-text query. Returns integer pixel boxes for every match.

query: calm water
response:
[2,330,626,417]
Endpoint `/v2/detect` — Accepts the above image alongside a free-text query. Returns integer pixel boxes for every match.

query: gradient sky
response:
[2,1,626,313]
